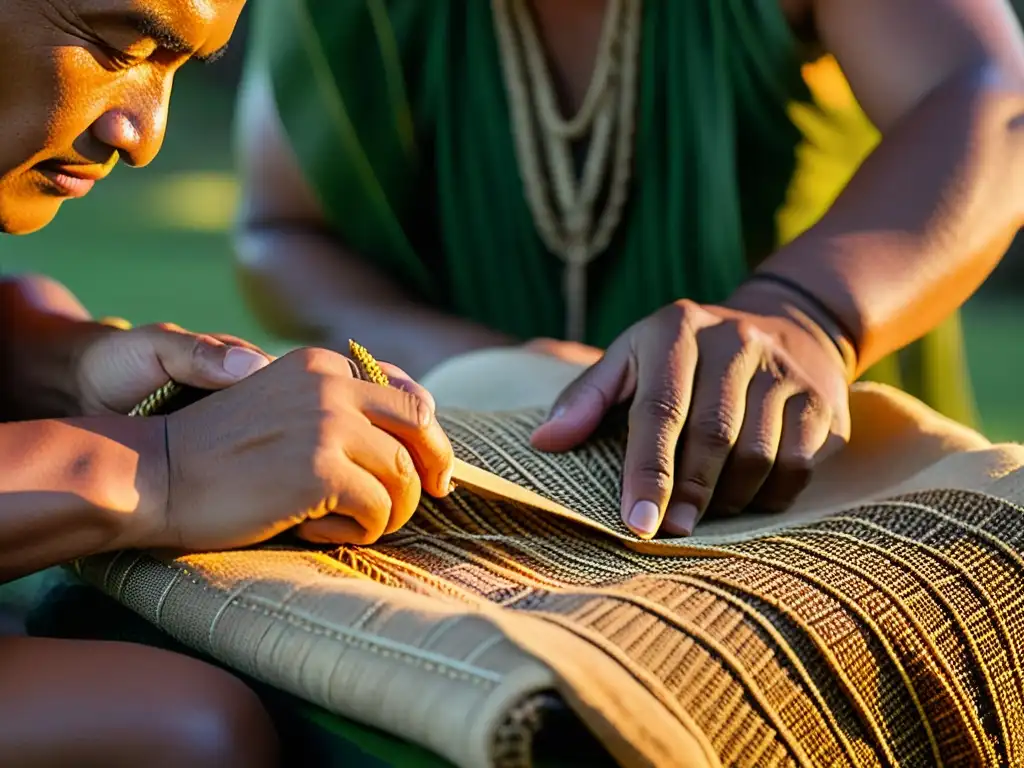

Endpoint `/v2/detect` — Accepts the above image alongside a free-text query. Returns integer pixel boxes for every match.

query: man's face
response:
[0,0,245,234]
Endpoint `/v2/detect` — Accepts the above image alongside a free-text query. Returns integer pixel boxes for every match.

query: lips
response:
[35,162,107,199]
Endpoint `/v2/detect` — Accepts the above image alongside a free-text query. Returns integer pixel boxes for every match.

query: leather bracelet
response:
[742,271,860,379]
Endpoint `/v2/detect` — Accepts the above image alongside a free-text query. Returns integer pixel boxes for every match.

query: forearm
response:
[235,225,516,378]
[0,417,166,582]
[746,63,1024,375]
[0,276,109,420]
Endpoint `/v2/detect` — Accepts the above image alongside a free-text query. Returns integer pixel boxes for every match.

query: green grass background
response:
[1,69,1023,441]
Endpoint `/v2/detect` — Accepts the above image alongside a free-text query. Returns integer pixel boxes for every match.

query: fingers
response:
[295,515,385,547]
[209,334,278,362]
[670,369,788,530]
[250,348,453,501]
[619,322,698,538]
[530,343,631,452]
[301,461,395,545]
[137,323,271,388]
[658,330,759,536]
[339,420,423,535]
[346,381,454,498]
[378,362,436,412]
[752,392,833,513]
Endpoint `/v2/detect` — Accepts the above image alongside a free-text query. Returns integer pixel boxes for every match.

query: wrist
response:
[0,417,169,577]
[104,415,171,550]
[9,416,173,553]
[726,275,859,382]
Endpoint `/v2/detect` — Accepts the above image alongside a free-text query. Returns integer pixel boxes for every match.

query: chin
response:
[0,194,64,235]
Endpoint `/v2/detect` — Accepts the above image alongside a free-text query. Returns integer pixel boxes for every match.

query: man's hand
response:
[530,297,851,538]
[74,324,272,415]
[153,348,454,551]
[0,274,272,419]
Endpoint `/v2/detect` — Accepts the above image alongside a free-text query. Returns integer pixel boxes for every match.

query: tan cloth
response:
[424,348,1018,542]
[77,350,1024,768]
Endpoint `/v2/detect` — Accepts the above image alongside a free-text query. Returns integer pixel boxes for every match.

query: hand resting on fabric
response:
[530,294,851,540]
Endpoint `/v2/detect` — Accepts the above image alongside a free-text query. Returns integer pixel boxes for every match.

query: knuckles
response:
[287,348,436,432]
[776,451,816,477]
[730,441,776,477]
[632,460,675,497]
[398,388,436,431]
[623,298,851,526]
[691,406,740,452]
[662,298,700,325]
[796,391,831,422]
[286,347,354,379]
[636,395,688,427]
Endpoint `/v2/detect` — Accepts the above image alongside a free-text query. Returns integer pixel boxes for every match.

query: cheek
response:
[0,48,105,234]
[0,54,54,181]
[0,47,106,178]
[0,44,55,232]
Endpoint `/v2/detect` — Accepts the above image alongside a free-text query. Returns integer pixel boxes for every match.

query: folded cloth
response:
[76,350,1024,768]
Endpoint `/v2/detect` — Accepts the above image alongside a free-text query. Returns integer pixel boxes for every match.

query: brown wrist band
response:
[743,271,860,380]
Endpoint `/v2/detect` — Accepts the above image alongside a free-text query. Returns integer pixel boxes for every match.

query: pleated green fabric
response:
[245,0,977,426]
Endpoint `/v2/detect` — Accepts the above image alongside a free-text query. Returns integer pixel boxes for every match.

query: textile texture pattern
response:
[75,404,1024,767]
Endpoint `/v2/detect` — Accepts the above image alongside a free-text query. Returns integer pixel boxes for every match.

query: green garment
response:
[246,0,977,426]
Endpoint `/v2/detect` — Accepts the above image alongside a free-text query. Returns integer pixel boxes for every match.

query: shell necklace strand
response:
[492,0,643,342]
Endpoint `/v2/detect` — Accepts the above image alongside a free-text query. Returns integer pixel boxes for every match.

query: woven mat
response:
[75,350,1024,768]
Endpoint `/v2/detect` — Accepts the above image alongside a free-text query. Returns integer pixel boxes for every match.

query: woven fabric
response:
[76,481,1024,767]
[74,354,1024,768]
[388,485,1024,766]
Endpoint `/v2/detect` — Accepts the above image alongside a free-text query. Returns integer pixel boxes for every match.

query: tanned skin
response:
[0,2,455,764]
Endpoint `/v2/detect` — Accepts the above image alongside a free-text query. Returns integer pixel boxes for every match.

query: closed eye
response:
[80,35,146,72]
[101,45,142,70]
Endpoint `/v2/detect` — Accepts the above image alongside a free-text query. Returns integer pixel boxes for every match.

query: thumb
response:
[530,346,630,453]
[141,326,271,389]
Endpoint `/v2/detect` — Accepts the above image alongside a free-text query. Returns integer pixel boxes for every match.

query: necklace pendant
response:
[563,244,589,342]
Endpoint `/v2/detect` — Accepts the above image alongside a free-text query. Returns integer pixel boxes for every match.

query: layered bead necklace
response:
[492,0,643,342]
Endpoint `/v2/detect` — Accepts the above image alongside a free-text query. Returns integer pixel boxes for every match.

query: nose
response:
[90,74,173,168]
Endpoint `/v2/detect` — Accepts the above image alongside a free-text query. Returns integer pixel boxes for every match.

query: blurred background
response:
[2,7,1023,439]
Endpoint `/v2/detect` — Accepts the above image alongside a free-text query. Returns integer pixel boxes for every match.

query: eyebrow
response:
[117,10,229,64]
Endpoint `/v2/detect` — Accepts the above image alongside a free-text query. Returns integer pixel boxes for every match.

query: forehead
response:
[73,0,242,56]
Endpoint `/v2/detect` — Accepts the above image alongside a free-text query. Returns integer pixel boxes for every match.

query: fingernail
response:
[223,347,269,379]
[545,406,566,424]
[665,503,699,536]
[440,465,454,495]
[627,500,661,537]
